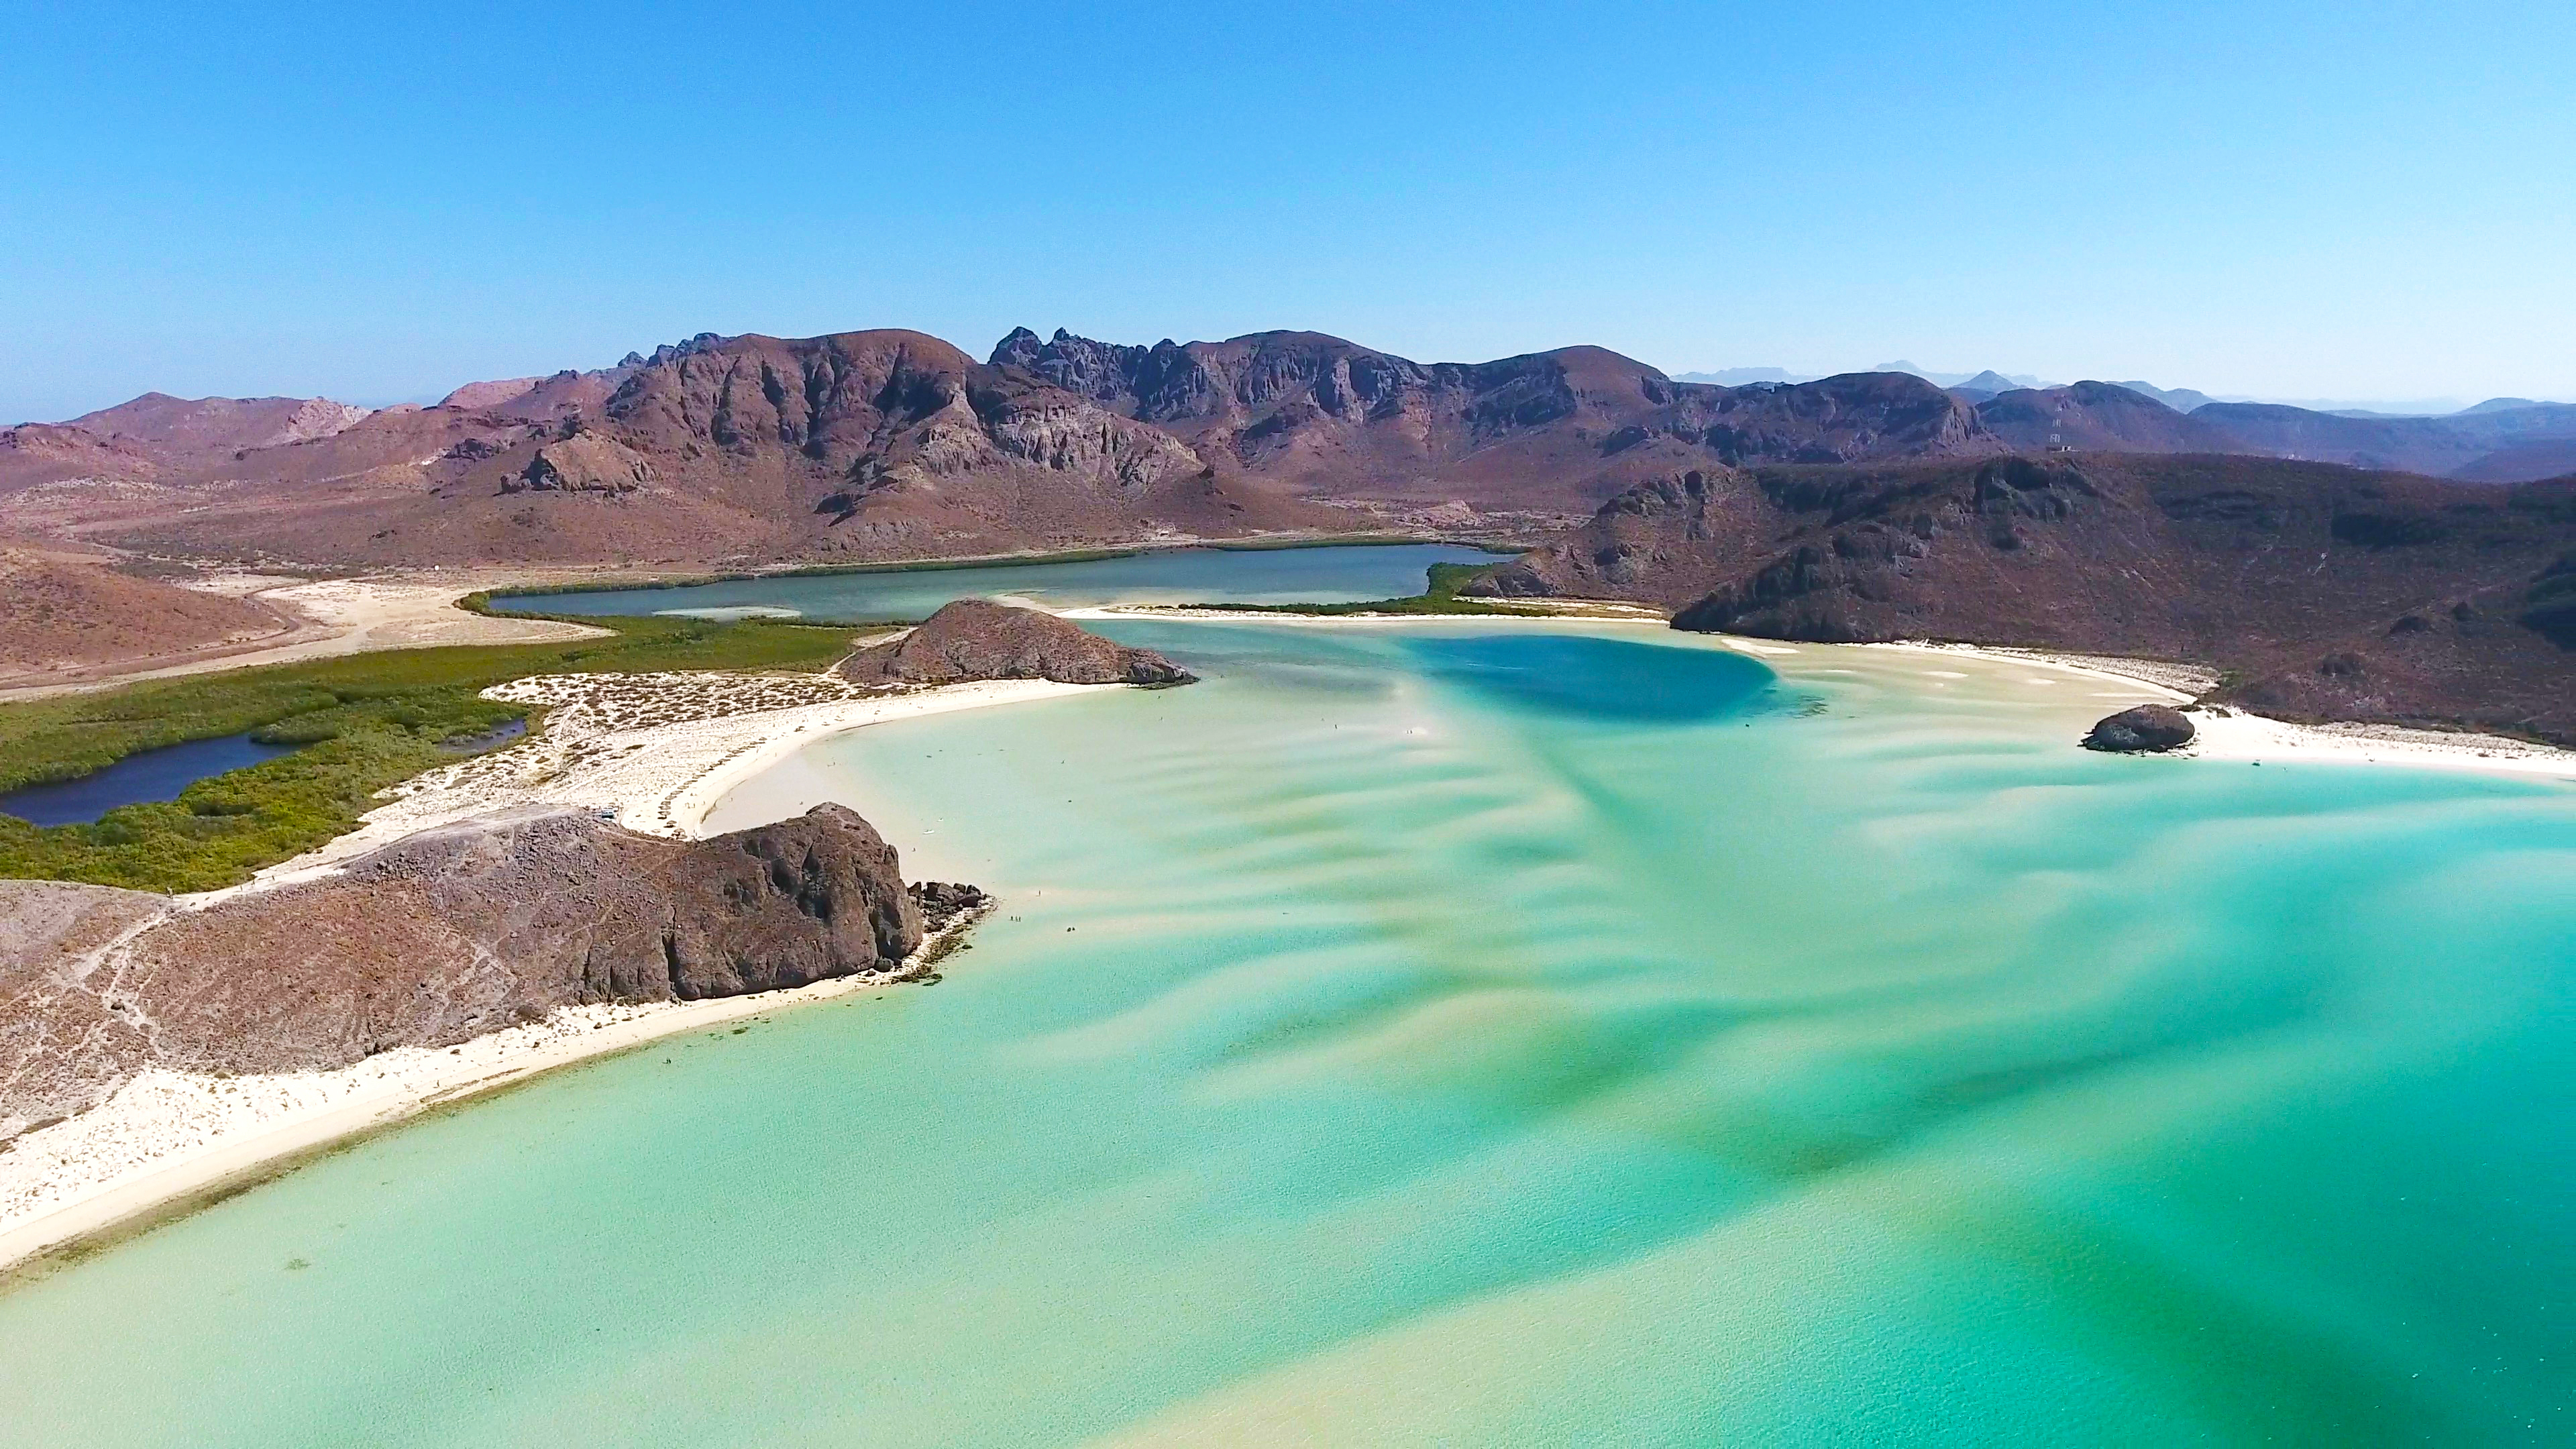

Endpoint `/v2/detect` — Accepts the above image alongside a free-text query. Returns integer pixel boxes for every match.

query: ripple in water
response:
[1,623,2569,1446]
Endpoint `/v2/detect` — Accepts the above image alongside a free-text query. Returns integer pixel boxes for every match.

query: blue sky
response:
[6,1,2570,420]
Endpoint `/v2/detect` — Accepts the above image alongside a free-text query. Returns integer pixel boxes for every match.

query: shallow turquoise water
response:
[3,621,2571,1446]
[488,543,1502,622]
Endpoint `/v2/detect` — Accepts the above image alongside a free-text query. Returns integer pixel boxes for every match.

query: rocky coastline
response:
[0,804,928,1146]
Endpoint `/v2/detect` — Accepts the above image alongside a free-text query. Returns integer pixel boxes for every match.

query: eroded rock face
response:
[506,431,654,494]
[837,599,1196,688]
[0,804,926,1140]
[2082,704,2196,753]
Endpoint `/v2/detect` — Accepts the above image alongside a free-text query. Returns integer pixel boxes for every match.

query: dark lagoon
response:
[0,734,297,827]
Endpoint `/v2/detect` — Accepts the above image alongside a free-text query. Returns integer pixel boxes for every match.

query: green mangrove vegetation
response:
[0,616,857,894]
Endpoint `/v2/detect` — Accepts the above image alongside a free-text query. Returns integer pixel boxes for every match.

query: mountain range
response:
[7,327,2573,575]
[1,321,2571,741]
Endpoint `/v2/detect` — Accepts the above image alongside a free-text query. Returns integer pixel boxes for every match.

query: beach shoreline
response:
[0,671,1098,1275]
[0,939,977,1282]
[1836,638,2575,779]
[1077,610,2576,780]
[8,610,2567,1281]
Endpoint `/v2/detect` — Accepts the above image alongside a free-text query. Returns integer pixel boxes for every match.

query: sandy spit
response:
[193,672,1104,904]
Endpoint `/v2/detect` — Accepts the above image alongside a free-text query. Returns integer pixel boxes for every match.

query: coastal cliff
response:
[837,599,1197,688]
[0,803,926,1143]
[1470,457,2576,745]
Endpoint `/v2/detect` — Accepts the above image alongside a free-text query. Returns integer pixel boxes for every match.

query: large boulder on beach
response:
[837,598,1196,688]
[2082,704,2196,753]
[0,804,929,1140]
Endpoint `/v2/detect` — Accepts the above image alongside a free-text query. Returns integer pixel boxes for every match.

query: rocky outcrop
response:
[909,880,992,931]
[0,804,931,1141]
[506,431,653,494]
[837,599,1197,687]
[2082,705,2196,753]
[438,377,544,411]
[270,398,374,445]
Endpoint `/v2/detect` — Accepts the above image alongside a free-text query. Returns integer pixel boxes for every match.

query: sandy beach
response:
[0,667,1100,1274]
[205,669,1103,898]
[1846,639,2576,779]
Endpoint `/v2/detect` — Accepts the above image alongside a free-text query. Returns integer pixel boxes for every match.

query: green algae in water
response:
[1,621,2569,1446]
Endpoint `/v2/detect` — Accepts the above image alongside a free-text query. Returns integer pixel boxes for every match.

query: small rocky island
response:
[838,599,1196,688]
[0,804,959,1143]
[2082,704,2197,753]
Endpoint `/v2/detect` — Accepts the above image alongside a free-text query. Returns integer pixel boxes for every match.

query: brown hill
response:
[0,425,156,490]
[0,540,289,683]
[1473,455,2576,743]
[1974,381,2245,453]
[24,331,1336,568]
[2190,401,2576,480]
[65,392,372,462]
[16,323,2572,573]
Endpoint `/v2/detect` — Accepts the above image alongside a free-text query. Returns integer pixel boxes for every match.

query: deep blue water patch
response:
[1401,634,1775,722]
[0,734,299,827]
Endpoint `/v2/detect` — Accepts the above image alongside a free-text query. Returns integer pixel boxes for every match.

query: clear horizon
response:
[7,1,2571,422]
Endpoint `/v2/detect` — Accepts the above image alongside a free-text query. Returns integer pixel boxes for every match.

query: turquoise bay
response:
[2,608,2571,1444]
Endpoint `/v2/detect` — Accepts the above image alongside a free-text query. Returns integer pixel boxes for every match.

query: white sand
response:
[197,671,1103,901]
[1841,639,2575,780]
[2180,710,2576,777]
[0,669,1098,1271]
